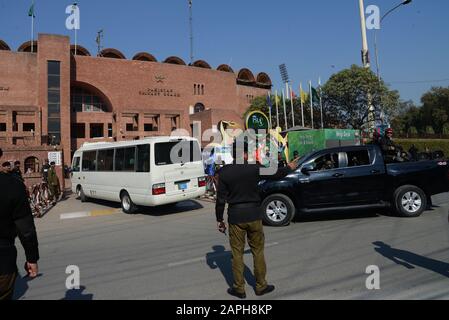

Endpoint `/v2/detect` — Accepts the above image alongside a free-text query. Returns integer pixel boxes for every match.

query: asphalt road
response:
[13,193,449,300]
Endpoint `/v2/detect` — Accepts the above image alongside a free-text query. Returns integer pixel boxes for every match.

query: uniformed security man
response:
[379,128,403,162]
[215,141,298,299]
[47,162,60,204]
[0,148,40,300]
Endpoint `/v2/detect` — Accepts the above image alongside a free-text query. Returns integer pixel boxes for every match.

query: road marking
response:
[60,212,90,220]
[168,242,280,268]
[60,209,119,220]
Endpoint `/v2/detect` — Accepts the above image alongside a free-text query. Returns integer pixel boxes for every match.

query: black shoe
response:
[256,285,275,296]
[227,288,246,299]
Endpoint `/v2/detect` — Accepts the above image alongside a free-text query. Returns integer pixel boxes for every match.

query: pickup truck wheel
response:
[262,194,295,226]
[121,191,137,214]
[394,185,427,218]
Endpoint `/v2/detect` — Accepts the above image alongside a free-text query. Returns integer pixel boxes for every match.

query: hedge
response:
[396,139,449,157]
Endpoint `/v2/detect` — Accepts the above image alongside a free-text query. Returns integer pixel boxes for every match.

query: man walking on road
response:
[215,141,298,299]
[47,162,60,204]
[0,148,40,300]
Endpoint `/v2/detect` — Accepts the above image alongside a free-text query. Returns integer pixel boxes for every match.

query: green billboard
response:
[287,129,361,161]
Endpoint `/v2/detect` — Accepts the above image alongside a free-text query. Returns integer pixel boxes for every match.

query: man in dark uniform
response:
[41,159,50,183]
[47,162,61,204]
[379,128,403,163]
[215,141,298,299]
[0,148,40,300]
[12,161,24,183]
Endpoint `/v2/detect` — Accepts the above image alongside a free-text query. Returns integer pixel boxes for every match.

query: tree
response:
[322,65,400,129]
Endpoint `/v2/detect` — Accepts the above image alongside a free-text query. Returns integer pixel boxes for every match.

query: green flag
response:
[28,3,35,17]
[311,87,320,103]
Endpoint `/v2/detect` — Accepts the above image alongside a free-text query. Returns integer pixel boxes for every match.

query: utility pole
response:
[358,0,375,131]
[358,0,370,68]
[189,0,194,65]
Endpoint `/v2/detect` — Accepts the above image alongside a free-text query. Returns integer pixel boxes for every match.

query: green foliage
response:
[425,126,435,135]
[443,123,449,135]
[408,126,418,135]
[396,139,449,157]
[321,65,400,129]
[395,86,449,135]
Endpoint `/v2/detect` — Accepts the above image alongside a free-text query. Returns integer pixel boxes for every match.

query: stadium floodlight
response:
[279,64,290,84]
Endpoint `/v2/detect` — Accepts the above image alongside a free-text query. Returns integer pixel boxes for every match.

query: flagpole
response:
[268,92,272,129]
[275,90,279,129]
[309,81,314,129]
[300,83,305,127]
[282,89,288,131]
[290,85,295,128]
[319,77,323,129]
[31,0,34,53]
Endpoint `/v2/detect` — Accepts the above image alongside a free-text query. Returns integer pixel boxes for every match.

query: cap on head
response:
[14,160,20,165]
[50,162,56,166]
[386,128,393,134]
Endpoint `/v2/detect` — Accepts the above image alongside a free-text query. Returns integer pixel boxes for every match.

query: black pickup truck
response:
[259,144,449,226]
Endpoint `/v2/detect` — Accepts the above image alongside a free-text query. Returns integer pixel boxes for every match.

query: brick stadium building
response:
[0,34,271,186]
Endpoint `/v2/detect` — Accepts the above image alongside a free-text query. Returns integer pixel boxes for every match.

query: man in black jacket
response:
[215,142,297,299]
[0,148,40,300]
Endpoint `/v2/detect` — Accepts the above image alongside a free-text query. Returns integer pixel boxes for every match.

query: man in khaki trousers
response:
[215,141,297,299]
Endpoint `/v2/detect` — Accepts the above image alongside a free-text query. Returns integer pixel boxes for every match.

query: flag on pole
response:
[275,90,280,129]
[311,87,320,103]
[28,2,35,17]
[309,81,314,129]
[282,89,288,131]
[299,83,305,127]
[267,92,273,129]
[319,77,324,129]
[300,85,307,105]
[290,85,295,128]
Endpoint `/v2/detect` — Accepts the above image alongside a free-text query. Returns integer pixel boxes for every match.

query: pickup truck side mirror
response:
[301,163,316,175]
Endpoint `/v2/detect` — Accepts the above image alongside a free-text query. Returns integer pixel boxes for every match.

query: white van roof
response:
[75,136,199,152]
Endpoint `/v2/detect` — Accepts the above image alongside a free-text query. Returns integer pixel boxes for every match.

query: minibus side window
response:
[137,144,150,172]
[82,151,97,171]
[97,149,114,171]
[72,157,80,172]
[123,147,136,172]
[115,148,125,171]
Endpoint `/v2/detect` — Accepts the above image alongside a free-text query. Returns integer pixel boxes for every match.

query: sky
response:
[1,0,449,104]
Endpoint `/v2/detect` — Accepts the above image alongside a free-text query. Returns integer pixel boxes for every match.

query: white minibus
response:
[71,137,206,213]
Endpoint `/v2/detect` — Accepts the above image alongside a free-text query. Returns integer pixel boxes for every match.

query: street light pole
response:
[374,0,412,82]
[359,0,370,68]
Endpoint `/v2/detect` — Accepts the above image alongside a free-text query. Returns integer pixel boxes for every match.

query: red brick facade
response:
[0,34,271,186]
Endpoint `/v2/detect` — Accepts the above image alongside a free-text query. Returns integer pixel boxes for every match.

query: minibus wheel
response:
[77,186,88,203]
[121,191,137,214]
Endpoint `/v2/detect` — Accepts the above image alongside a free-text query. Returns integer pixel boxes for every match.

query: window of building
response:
[71,87,108,113]
[47,61,61,145]
[23,123,35,132]
[72,123,86,139]
[201,84,205,95]
[90,123,104,138]
[194,103,205,113]
[194,83,205,95]
[126,123,137,132]
[144,124,153,132]
[24,157,39,174]
[97,149,114,171]
[82,151,97,171]
[0,123,6,131]
[108,123,113,137]
[194,84,197,95]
